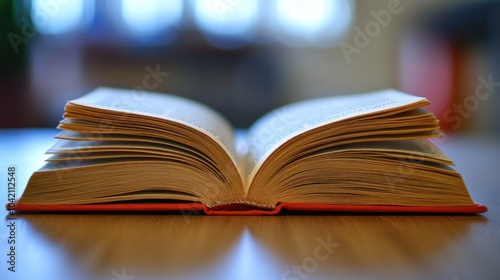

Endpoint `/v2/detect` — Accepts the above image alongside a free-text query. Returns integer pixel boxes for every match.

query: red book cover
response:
[8,201,488,215]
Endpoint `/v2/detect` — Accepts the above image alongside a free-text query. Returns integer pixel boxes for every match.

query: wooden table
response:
[1,129,499,280]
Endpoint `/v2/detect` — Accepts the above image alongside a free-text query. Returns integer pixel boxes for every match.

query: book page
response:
[68,87,238,165]
[246,89,428,183]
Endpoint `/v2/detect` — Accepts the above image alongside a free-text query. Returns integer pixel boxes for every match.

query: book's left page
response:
[16,87,245,209]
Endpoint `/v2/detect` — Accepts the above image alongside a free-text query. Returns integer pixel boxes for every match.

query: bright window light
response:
[274,0,354,46]
[121,0,183,37]
[31,0,94,35]
[192,0,259,37]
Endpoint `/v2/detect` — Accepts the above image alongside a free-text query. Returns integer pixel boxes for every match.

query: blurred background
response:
[0,0,499,131]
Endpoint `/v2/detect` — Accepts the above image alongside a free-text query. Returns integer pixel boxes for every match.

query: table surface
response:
[0,129,499,280]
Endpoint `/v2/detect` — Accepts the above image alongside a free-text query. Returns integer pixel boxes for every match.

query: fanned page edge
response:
[8,201,487,215]
[245,89,429,185]
[66,87,241,172]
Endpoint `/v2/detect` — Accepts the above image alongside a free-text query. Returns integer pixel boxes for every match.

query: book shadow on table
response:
[17,213,487,278]
[247,214,488,275]
[18,214,246,278]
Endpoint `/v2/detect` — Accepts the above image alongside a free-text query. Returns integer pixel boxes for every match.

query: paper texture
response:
[69,87,238,165]
[246,89,428,183]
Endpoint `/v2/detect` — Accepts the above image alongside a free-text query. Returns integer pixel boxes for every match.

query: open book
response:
[11,87,486,214]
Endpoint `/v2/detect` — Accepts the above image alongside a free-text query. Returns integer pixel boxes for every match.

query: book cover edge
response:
[7,201,488,215]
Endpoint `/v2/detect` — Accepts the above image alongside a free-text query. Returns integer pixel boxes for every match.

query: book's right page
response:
[243,89,486,213]
[245,89,428,187]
